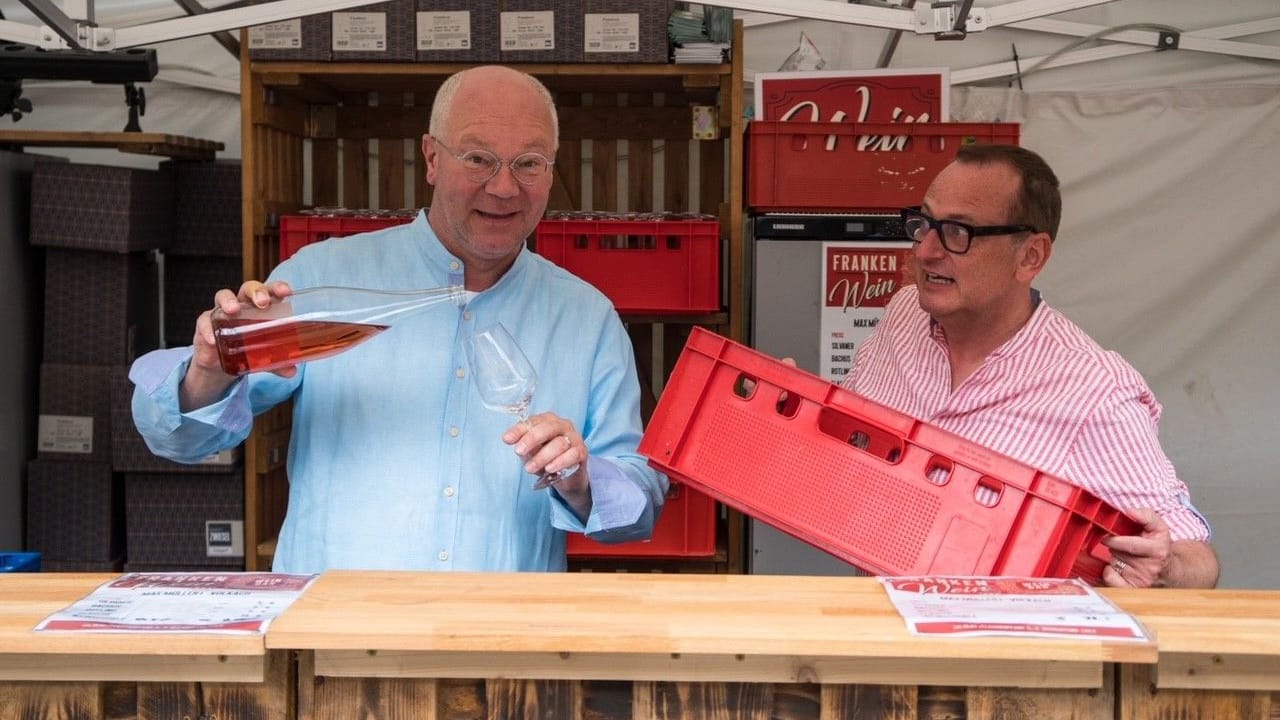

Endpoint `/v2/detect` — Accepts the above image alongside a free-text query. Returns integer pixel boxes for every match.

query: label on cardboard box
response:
[333,12,388,51]
[206,520,245,558]
[37,414,93,454]
[417,11,472,50]
[196,448,238,466]
[585,13,639,53]
[501,11,555,50]
[248,20,303,49]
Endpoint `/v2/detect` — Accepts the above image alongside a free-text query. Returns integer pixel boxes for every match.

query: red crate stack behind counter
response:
[639,328,1141,585]
[280,211,721,315]
[566,481,717,558]
[747,121,1020,213]
[534,213,720,314]
[278,212,413,262]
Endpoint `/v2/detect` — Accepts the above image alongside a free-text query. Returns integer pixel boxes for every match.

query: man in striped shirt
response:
[843,145,1218,588]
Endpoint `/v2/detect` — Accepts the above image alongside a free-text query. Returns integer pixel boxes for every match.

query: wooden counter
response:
[3,572,1278,719]
[267,572,1153,720]
[0,573,290,720]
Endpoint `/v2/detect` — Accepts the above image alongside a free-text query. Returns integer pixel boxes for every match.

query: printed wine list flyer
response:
[879,576,1151,641]
[35,572,318,634]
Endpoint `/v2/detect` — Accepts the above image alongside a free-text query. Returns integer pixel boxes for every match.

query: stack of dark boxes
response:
[123,159,247,573]
[27,161,166,572]
[26,159,247,573]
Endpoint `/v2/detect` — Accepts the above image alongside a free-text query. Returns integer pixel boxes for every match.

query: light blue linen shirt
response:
[131,211,667,573]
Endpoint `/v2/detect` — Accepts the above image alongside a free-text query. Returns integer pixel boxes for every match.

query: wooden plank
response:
[591,94,618,212]
[377,92,407,211]
[967,669,1113,719]
[635,681,773,720]
[0,654,263,682]
[341,93,370,209]
[313,650,1102,688]
[627,92,655,213]
[335,104,431,140]
[549,92,583,212]
[1159,652,1280,691]
[821,684,916,720]
[562,106,692,141]
[0,130,222,160]
[312,138,340,208]
[487,679,582,720]
[663,137,690,213]
[697,139,724,217]
[0,682,106,720]
[413,92,432,211]
[309,676,440,720]
[137,682,202,720]
[1119,663,1272,720]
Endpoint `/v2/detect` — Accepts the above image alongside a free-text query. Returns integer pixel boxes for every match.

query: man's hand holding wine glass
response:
[506,413,591,517]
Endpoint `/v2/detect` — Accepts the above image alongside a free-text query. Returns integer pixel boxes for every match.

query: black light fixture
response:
[0,42,158,125]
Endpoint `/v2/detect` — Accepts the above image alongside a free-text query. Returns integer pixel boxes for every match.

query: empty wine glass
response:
[465,323,576,488]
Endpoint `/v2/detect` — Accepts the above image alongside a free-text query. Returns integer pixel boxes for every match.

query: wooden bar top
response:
[1105,587,1280,690]
[0,573,266,682]
[266,572,1155,687]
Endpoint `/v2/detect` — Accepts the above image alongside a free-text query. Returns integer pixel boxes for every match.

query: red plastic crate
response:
[534,217,720,314]
[278,215,412,262]
[567,481,717,558]
[639,328,1141,585]
[747,121,1021,213]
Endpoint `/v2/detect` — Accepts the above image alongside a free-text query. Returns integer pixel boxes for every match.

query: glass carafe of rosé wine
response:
[211,285,465,376]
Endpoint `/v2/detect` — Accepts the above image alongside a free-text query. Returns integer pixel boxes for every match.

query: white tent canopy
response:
[3,0,1277,588]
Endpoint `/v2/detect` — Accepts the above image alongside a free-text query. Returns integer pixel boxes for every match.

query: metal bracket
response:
[79,23,115,51]
[1157,31,1180,51]
[914,1,988,39]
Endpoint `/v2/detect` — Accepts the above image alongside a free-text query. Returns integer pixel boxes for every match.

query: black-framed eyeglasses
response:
[432,137,555,186]
[900,207,1038,255]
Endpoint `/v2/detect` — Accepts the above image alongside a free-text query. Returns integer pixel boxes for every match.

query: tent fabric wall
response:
[951,83,1280,588]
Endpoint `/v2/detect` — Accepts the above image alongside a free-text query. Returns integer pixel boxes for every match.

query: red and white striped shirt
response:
[842,284,1210,541]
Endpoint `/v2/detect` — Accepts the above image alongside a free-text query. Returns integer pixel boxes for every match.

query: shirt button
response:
[462,311,472,321]
[450,261,460,271]
[455,367,465,379]
[443,486,455,497]
[449,427,459,437]
[438,550,449,561]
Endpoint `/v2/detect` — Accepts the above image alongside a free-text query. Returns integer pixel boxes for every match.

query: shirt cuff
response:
[549,456,646,535]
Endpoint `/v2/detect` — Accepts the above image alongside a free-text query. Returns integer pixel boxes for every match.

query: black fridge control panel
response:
[753,214,906,241]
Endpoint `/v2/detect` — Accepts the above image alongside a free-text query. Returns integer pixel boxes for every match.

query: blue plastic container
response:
[0,552,42,572]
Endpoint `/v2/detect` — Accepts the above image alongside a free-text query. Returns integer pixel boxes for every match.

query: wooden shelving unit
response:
[239,23,746,572]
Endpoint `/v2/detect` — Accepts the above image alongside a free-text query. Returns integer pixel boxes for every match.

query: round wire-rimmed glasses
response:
[433,137,555,185]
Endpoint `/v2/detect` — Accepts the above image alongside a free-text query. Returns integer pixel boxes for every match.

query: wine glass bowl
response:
[465,323,536,421]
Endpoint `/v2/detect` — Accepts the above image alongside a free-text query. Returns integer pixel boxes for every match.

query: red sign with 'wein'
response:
[825,245,914,311]
[753,68,949,124]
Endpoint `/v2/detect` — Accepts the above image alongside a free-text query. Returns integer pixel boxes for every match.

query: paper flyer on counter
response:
[35,572,318,634]
[879,576,1150,641]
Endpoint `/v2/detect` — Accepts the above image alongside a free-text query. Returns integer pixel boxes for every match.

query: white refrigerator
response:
[748,213,913,576]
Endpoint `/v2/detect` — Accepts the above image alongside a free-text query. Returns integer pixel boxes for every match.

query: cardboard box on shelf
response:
[415,0,500,62]
[30,161,173,253]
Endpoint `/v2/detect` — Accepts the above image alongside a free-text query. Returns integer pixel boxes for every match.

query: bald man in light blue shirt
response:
[130,66,666,573]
